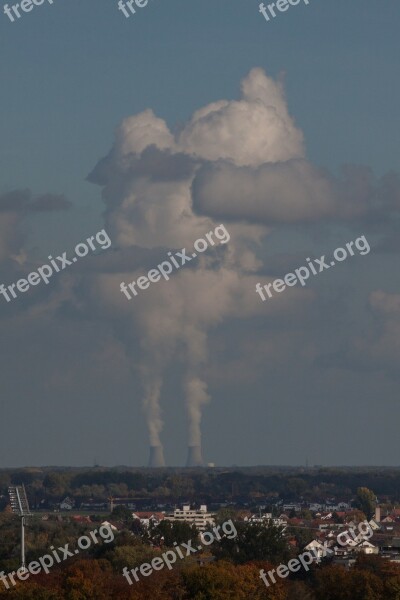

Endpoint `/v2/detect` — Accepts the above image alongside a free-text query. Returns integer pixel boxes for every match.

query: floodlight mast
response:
[8,485,31,573]
[21,517,26,572]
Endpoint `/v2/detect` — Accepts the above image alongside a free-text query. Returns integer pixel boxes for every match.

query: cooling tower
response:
[186,445,204,467]
[148,445,165,467]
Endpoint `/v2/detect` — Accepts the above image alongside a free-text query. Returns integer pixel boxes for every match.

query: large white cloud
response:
[178,68,305,166]
[86,68,318,458]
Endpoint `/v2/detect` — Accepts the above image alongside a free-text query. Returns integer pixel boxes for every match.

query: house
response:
[100,520,120,532]
[72,515,92,524]
[60,497,74,511]
[374,535,400,561]
[304,540,329,562]
[382,515,396,523]
[132,512,165,528]
[283,504,301,513]
[353,540,378,555]
[314,518,340,532]
[244,513,287,530]
[278,514,289,522]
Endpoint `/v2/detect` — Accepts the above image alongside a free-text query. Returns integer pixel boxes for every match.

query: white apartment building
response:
[166,505,215,532]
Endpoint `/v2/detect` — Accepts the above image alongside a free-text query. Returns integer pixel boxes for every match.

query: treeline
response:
[2,467,400,505]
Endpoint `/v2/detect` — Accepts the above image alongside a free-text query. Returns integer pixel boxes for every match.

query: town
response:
[1,467,400,597]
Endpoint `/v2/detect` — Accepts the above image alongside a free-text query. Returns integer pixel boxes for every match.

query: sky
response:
[0,0,399,467]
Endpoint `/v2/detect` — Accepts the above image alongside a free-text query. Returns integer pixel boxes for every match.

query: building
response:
[304,540,328,562]
[109,498,137,512]
[60,497,74,511]
[100,520,120,532]
[165,505,215,532]
[245,513,287,530]
[79,502,109,511]
[132,512,165,528]
[283,503,302,513]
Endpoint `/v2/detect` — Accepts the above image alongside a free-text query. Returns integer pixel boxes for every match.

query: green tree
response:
[107,544,158,571]
[110,505,133,525]
[286,525,314,549]
[149,520,197,547]
[212,521,289,565]
[215,508,239,525]
[355,488,377,520]
[43,473,67,498]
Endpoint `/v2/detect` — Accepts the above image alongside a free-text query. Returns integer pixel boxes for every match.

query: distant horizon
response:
[2,464,400,471]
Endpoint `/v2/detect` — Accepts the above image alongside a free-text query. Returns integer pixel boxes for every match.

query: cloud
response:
[0,190,71,213]
[28,194,71,212]
[0,189,74,319]
[191,159,400,227]
[354,292,400,375]
[0,190,70,266]
[192,160,338,224]
[319,290,400,378]
[85,69,322,457]
[6,66,398,464]
[178,67,304,166]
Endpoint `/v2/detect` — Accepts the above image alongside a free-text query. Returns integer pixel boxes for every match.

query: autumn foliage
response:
[0,555,399,600]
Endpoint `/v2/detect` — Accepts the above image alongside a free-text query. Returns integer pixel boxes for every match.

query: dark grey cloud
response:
[0,190,71,213]
[191,160,400,227]
[88,145,195,187]
[29,194,72,212]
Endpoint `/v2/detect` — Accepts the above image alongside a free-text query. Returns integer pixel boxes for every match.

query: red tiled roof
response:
[72,515,92,523]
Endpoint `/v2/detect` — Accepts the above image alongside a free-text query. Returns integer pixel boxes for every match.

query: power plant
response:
[148,445,165,468]
[186,445,204,467]
[147,445,206,467]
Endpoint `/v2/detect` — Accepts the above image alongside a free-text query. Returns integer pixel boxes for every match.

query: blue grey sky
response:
[0,0,399,467]
[1,1,398,198]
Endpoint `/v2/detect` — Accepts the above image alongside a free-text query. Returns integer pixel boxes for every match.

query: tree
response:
[110,505,132,525]
[182,561,286,600]
[355,488,377,520]
[314,565,384,600]
[130,519,146,537]
[42,473,67,498]
[212,521,289,565]
[0,585,60,599]
[287,582,316,600]
[61,559,127,600]
[214,508,238,525]
[149,520,197,547]
[286,525,314,549]
[107,544,158,572]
